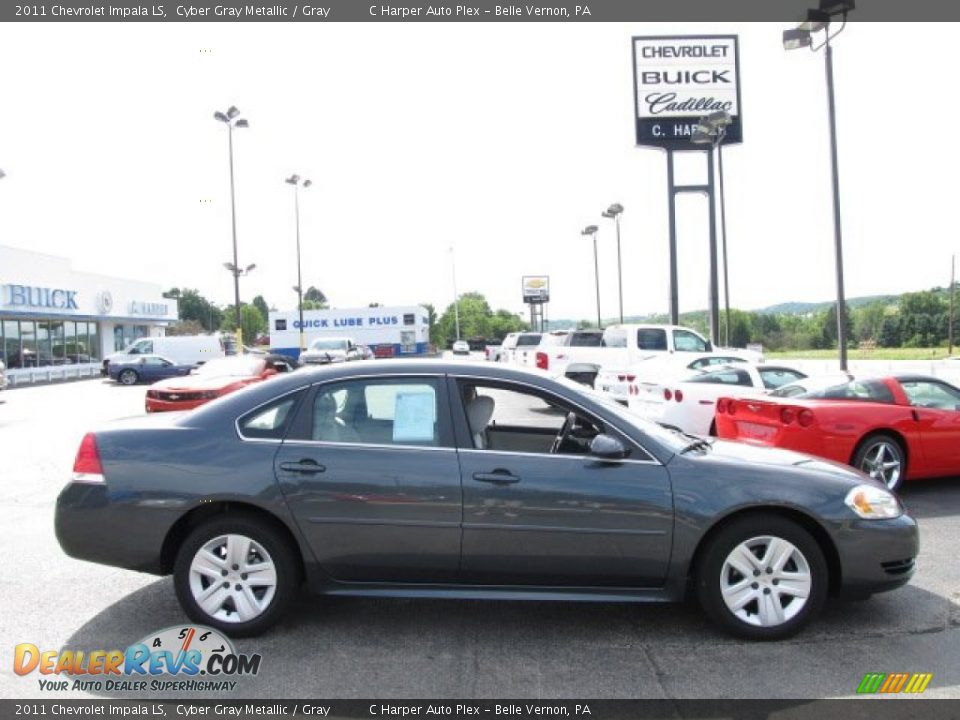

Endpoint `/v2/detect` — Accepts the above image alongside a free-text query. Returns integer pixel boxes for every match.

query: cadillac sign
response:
[632,35,742,149]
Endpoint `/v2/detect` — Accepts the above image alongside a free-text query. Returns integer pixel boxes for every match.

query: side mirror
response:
[589,433,630,461]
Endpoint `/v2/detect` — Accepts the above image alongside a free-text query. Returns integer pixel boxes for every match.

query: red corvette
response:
[715,374,960,491]
[145,355,294,413]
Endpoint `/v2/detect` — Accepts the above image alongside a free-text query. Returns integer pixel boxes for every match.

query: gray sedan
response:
[55,361,918,640]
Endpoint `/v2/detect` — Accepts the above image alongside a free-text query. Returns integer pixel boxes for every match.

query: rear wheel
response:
[853,434,905,492]
[173,515,299,637]
[697,514,828,640]
[118,369,139,385]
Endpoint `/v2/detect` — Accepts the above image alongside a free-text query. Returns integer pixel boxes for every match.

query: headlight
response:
[844,484,903,520]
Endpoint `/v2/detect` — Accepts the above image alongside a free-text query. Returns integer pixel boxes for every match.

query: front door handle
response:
[473,470,521,485]
[279,460,326,475]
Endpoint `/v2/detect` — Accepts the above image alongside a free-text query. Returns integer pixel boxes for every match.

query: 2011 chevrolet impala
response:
[55,361,918,640]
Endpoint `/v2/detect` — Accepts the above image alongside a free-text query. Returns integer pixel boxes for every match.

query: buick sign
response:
[632,35,743,149]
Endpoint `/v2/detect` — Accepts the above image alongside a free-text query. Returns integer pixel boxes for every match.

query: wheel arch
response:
[849,428,909,468]
[685,505,842,599]
[160,500,305,579]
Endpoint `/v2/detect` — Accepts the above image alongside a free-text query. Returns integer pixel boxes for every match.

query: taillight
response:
[674,389,684,403]
[727,400,737,415]
[536,352,548,370]
[72,433,104,482]
[663,389,673,401]
[626,374,636,382]
[717,398,728,414]
[798,409,815,427]
[780,408,795,425]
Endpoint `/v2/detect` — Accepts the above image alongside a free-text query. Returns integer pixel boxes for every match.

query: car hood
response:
[696,438,878,488]
[150,374,250,391]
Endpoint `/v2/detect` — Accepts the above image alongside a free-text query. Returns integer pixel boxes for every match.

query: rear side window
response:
[637,329,668,351]
[516,334,542,347]
[687,369,752,386]
[238,391,304,440]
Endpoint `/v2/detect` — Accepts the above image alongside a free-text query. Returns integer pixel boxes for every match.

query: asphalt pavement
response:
[1,377,958,700]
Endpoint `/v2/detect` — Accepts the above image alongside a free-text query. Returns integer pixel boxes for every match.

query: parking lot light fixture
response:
[783,3,853,370]
[214,105,250,338]
[581,225,601,329]
[0,168,6,180]
[285,173,312,352]
[601,204,625,324]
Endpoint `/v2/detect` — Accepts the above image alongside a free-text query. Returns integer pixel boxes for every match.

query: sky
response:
[0,21,956,323]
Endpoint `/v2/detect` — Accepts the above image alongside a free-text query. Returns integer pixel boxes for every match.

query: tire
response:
[696,514,828,641]
[852,434,906,492]
[173,514,300,637]
[118,369,139,385]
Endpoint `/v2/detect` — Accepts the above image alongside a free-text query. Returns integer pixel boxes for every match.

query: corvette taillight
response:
[663,389,673,401]
[727,400,738,415]
[717,398,728,413]
[798,409,815,427]
[674,389,684,403]
[780,408,795,425]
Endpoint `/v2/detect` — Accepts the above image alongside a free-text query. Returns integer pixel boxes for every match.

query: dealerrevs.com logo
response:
[14,625,262,693]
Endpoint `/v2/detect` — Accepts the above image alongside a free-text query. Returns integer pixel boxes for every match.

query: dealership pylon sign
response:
[632,35,742,149]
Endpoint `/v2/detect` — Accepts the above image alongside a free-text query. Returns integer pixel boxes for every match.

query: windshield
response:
[309,339,349,351]
[196,356,265,377]
[553,375,689,452]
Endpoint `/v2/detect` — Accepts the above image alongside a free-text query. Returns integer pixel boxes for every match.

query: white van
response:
[101,335,224,375]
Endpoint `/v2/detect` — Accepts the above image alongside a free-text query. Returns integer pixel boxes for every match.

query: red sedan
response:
[145,355,291,413]
[715,374,960,491]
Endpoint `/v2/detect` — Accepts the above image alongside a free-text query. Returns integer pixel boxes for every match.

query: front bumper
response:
[833,513,919,598]
[145,397,209,413]
[55,482,174,574]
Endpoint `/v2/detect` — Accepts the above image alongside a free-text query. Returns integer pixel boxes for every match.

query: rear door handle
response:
[280,460,326,475]
[473,471,521,485]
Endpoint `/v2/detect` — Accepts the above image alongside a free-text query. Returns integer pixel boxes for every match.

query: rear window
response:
[567,332,603,347]
[687,369,752,386]
[516,334,542,347]
[637,329,668,351]
[772,378,895,404]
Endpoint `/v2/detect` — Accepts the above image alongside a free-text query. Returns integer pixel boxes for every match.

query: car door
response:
[897,379,960,474]
[274,374,463,583]
[450,377,673,587]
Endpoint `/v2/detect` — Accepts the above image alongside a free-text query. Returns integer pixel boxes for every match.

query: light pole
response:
[222,263,256,350]
[693,111,733,347]
[784,0,853,370]
[0,169,5,180]
[213,105,250,339]
[581,225,601,328]
[285,174,312,352]
[601,203,624,324]
[449,247,460,341]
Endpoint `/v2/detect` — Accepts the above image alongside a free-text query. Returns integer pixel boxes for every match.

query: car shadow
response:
[62,573,958,699]
[900,478,960,519]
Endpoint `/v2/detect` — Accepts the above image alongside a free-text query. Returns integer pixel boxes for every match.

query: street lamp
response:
[784,0,854,370]
[692,110,733,347]
[285,174,312,352]
[581,225,601,329]
[601,203,625,324]
[213,105,250,339]
[449,247,460,341]
[0,169,6,180]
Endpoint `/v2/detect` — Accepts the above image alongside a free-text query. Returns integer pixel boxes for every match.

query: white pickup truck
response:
[534,324,762,390]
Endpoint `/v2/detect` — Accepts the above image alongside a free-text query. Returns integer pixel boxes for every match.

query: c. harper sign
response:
[632,35,742,149]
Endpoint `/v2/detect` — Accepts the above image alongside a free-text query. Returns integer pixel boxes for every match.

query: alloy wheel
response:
[188,534,278,623]
[720,535,812,628]
[120,370,137,385]
[859,441,902,490]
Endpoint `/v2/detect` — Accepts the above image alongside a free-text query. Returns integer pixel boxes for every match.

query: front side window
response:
[899,380,960,410]
[311,378,443,447]
[673,329,708,353]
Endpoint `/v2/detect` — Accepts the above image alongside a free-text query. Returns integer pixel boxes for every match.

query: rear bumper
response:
[832,514,919,598]
[55,482,173,574]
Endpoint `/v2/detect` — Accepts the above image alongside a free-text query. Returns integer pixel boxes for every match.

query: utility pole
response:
[950,254,956,356]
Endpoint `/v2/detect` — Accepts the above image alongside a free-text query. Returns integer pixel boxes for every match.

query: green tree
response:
[219,303,266,342]
[421,303,441,346]
[252,295,270,321]
[303,286,329,309]
[165,288,223,333]
[436,293,526,347]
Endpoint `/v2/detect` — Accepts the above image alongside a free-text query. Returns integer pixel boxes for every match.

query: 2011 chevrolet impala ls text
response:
[55,361,918,640]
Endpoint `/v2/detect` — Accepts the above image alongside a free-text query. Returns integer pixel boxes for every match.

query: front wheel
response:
[173,515,299,637]
[853,434,905,492]
[118,369,139,385]
[696,515,828,640]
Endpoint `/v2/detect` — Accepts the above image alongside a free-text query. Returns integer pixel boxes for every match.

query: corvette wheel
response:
[854,435,905,492]
[697,515,827,640]
[174,515,298,637]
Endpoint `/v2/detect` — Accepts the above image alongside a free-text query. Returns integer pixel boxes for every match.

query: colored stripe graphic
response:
[857,673,932,694]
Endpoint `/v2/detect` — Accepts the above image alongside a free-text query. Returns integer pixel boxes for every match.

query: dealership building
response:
[269,306,430,358]
[0,245,179,386]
